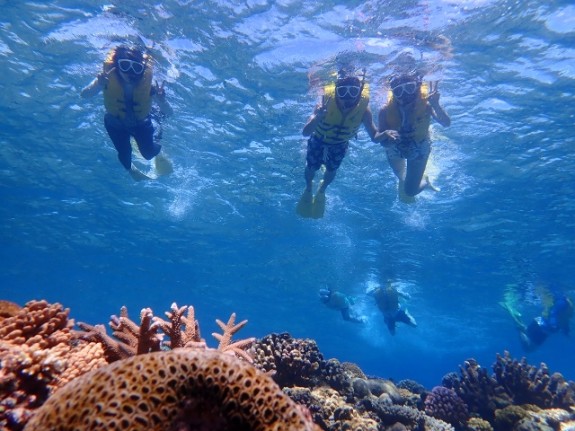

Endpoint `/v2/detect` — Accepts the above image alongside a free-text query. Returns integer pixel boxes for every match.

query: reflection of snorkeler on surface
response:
[367,282,417,335]
[500,284,574,352]
[319,287,366,324]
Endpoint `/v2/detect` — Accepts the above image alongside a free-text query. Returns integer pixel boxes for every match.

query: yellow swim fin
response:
[296,189,314,218]
[129,164,154,181]
[311,192,326,219]
[154,153,174,176]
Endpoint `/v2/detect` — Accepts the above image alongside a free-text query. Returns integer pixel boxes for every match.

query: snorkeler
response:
[500,285,573,352]
[367,282,417,335]
[297,68,386,219]
[81,45,174,181]
[319,287,366,324]
[377,60,450,203]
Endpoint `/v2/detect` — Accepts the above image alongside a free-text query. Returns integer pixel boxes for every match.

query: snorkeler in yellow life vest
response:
[297,69,387,219]
[81,45,174,181]
[378,72,450,203]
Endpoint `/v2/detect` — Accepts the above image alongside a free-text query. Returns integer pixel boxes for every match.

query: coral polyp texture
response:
[23,349,320,431]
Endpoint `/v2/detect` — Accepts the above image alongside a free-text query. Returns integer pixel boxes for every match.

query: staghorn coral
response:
[424,386,469,430]
[77,303,255,363]
[151,303,206,349]
[23,349,321,431]
[492,351,575,409]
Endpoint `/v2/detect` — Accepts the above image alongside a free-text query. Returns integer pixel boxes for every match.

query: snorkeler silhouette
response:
[500,284,574,352]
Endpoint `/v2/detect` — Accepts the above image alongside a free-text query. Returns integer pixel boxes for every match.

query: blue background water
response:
[1,0,574,388]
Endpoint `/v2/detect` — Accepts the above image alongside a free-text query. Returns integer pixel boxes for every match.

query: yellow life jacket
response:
[102,52,153,122]
[384,83,430,142]
[314,83,370,145]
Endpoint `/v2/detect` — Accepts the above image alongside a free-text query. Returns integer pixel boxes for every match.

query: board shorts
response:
[306,136,349,171]
[386,138,431,162]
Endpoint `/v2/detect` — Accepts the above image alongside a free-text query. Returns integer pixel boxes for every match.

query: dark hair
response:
[336,76,361,87]
[113,46,145,66]
[389,73,421,89]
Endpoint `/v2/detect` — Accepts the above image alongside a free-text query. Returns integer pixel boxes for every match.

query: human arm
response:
[302,97,328,136]
[376,106,400,147]
[80,70,110,98]
[427,82,451,127]
[152,80,174,117]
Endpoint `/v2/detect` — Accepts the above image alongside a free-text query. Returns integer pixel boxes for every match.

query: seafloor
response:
[1,299,574,431]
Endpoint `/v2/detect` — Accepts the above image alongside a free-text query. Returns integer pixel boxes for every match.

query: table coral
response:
[23,349,321,431]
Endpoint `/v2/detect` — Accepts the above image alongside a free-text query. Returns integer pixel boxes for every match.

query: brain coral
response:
[24,349,320,431]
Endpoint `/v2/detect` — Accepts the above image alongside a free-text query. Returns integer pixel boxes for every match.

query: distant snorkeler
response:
[81,44,174,181]
[297,66,387,219]
[366,281,417,335]
[500,283,574,352]
[318,286,366,324]
[377,51,451,203]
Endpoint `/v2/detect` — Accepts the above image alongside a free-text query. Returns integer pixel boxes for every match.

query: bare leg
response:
[317,168,337,194]
[304,165,316,193]
[386,152,406,182]
[404,153,430,197]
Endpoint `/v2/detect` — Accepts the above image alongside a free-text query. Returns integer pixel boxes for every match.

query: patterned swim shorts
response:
[386,138,431,162]
[306,136,349,171]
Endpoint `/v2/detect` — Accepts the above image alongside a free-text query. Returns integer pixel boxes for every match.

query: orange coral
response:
[0,300,107,431]
[24,349,321,431]
[0,300,21,320]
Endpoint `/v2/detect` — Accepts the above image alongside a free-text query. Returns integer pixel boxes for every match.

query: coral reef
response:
[424,386,469,429]
[492,351,575,408]
[76,302,255,363]
[3,300,575,431]
[23,349,321,431]
[0,300,107,431]
[251,332,324,388]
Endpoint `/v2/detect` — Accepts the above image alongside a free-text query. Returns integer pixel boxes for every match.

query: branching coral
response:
[0,301,106,431]
[23,349,321,431]
[492,351,575,408]
[76,302,255,363]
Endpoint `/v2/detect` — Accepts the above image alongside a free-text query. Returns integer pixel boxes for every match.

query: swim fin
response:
[129,164,154,181]
[296,189,314,218]
[424,175,440,192]
[154,153,174,176]
[311,192,326,219]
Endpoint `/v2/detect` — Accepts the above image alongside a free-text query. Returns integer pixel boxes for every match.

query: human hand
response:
[97,68,113,86]
[427,81,441,106]
[154,80,168,100]
[378,129,399,147]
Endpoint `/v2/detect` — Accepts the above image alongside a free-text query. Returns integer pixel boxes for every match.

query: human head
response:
[335,73,362,109]
[113,46,147,82]
[389,73,421,103]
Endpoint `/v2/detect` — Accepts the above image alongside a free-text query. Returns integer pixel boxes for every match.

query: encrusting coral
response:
[23,349,321,431]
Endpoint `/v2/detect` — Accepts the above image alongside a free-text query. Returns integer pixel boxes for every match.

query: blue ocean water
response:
[1,0,574,389]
